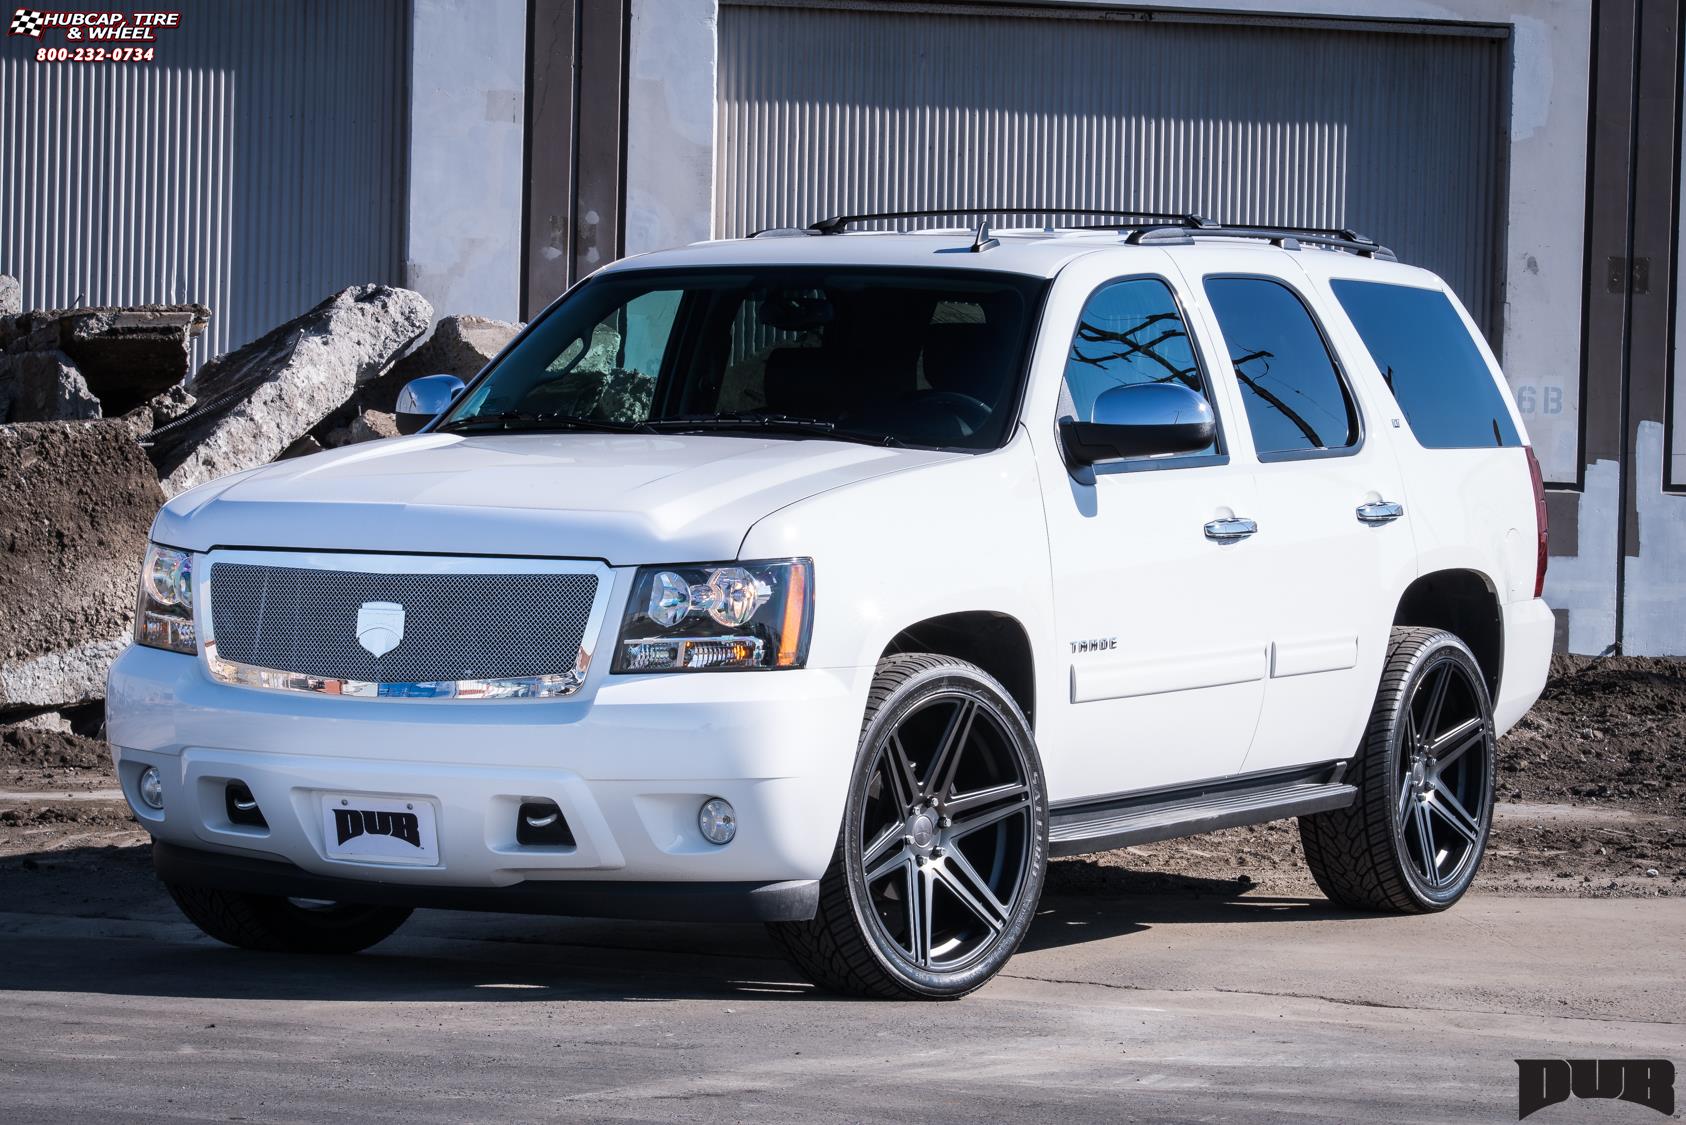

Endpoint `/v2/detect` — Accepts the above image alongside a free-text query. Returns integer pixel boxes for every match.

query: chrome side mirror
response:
[395,374,466,435]
[1060,382,1216,465]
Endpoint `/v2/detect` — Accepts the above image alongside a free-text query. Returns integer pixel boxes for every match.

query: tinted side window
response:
[1204,277,1358,456]
[1063,277,1216,456]
[1331,280,1520,448]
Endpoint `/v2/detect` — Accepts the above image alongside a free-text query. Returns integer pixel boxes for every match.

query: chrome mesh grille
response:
[206,562,598,684]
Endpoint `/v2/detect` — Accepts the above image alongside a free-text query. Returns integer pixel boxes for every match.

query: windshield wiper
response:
[435,410,653,435]
[645,414,903,447]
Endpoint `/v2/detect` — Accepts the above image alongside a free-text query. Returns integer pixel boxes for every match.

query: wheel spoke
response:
[866,845,910,888]
[906,863,934,966]
[884,733,920,813]
[924,699,977,802]
[1420,664,1452,740]
[946,781,1030,822]
[934,855,1007,935]
[1397,776,1415,828]
[1413,802,1440,887]
[863,821,904,871]
[1430,717,1483,771]
[1428,779,1481,842]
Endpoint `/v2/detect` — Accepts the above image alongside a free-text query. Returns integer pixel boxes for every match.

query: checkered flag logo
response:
[9,8,45,36]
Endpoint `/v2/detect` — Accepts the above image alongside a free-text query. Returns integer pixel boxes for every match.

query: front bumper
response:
[152,841,820,921]
[108,643,867,915]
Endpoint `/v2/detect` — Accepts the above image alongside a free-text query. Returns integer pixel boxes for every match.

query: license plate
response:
[321,794,439,866]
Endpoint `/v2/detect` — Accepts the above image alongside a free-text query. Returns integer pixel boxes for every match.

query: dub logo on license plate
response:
[320,794,440,866]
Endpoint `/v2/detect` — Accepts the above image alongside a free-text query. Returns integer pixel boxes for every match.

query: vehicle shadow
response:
[1024,859,1364,953]
[0,845,1355,1005]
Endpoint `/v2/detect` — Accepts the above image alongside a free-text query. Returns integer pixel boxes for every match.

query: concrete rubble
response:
[0,351,102,423]
[0,279,477,723]
[373,313,521,410]
[2,304,209,415]
[146,284,432,495]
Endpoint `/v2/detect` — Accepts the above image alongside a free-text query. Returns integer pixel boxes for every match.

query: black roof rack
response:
[805,207,1191,236]
[777,206,1396,261]
[1127,220,1396,260]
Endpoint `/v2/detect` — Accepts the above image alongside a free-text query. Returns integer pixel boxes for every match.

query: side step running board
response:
[1048,769,1357,858]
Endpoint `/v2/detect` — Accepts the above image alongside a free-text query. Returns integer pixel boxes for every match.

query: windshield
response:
[438,267,1047,450]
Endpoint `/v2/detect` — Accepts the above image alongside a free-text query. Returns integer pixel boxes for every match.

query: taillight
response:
[1525,446,1548,598]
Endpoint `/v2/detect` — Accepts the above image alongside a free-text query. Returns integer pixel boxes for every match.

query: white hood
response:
[152,432,959,564]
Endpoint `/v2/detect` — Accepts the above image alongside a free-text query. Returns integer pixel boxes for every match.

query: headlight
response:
[135,543,197,655]
[613,559,812,673]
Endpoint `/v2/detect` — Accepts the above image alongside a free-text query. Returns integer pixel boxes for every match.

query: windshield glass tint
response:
[442,268,1046,450]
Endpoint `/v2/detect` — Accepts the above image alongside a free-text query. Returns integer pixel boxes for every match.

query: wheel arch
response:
[1392,569,1503,699]
[879,611,1037,728]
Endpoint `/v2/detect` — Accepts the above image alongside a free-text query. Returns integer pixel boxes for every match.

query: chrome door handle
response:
[1204,516,1258,542]
[1356,500,1405,525]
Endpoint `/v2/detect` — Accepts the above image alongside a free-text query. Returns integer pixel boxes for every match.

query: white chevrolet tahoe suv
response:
[107,211,1553,999]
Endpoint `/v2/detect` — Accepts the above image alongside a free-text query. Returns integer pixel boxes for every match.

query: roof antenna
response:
[970,222,999,253]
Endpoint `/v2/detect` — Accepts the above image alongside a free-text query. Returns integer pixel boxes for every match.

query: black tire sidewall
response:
[840,659,1048,998]
[1381,634,1496,909]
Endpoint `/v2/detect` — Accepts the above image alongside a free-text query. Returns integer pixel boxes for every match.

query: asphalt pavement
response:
[0,855,1680,1123]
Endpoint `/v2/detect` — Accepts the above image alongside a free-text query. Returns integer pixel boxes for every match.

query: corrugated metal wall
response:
[0,0,408,369]
[716,2,1507,336]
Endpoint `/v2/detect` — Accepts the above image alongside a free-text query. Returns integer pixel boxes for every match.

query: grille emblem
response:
[356,601,405,658]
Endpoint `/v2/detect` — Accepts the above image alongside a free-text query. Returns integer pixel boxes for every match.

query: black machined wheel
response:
[1300,627,1496,913]
[768,654,1048,998]
[1395,649,1491,893]
[858,687,1036,973]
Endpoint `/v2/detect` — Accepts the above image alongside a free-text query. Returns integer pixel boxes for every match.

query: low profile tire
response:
[1299,627,1496,913]
[768,654,1048,999]
[165,882,412,954]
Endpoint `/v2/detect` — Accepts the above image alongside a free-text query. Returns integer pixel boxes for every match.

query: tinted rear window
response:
[1331,280,1520,448]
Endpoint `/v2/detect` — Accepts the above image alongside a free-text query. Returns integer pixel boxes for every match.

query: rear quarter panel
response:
[1295,254,1549,728]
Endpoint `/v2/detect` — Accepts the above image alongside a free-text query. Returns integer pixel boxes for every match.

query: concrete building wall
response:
[626,0,717,257]
[407,0,527,325]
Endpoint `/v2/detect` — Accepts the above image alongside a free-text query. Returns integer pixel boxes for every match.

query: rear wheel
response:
[1300,627,1496,912]
[165,882,412,954]
[768,654,1048,999]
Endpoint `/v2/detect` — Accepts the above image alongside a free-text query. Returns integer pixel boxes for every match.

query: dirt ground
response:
[2,655,1682,902]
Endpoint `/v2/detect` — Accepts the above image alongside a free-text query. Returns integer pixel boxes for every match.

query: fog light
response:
[138,766,164,810]
[698,797,736,845]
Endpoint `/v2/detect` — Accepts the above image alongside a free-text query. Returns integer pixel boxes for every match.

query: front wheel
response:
[768,654,1048,999]
[165,882,412,954]
[1300,627,1496,913]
